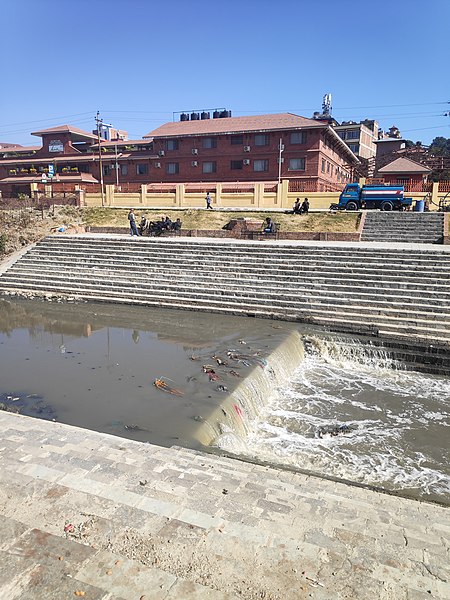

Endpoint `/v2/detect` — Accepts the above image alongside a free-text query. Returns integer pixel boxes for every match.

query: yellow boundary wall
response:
[80,180,446,211]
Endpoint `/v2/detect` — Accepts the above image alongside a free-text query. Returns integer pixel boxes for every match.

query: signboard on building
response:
[48,164,54,179]
[49,139,63,153]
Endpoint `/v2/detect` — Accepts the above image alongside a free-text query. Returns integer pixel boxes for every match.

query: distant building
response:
[0,112,359,196]
[143,112,358,189]
[334,120,379,159]
[375,157,431,189]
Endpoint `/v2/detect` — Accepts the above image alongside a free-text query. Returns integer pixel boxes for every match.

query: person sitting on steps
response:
[171,218,182,231]
[263,217,276,234]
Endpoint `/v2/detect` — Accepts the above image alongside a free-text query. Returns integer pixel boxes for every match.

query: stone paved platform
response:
[0,412,448,599]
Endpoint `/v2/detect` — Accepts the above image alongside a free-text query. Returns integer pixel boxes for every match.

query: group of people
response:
[128,209,182,237]
[292,197,309,215]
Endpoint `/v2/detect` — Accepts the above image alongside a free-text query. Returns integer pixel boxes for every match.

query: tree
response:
[429,137,450,157]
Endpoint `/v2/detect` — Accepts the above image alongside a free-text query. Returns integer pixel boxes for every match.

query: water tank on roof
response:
[201,111,210,120]
[213,110,220,119]
[180,113,189,121]
[219,110,228,118]
[190,112,200,120]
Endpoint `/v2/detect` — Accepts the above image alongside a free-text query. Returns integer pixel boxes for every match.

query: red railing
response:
[438,180,450,192]
[288,179,320,192]
[184,184,214,193]
[115,183,142,193]
[403,181,433,192]
[147,183,176,194]
[222,184,254,193]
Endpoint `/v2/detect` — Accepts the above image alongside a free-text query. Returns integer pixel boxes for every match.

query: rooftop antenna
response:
[322,93,332,116]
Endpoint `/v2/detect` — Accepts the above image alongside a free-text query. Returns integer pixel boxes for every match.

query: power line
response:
[0,111,94,131]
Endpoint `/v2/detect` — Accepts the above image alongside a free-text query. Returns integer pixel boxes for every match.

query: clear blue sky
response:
[2,0,449,146]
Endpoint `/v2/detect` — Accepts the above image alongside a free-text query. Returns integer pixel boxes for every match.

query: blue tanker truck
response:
[330,183,413,211]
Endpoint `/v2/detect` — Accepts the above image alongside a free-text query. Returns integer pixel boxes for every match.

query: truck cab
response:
[331,183,413,211]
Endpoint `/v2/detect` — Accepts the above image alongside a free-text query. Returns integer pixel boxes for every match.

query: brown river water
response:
[1,297,449,504]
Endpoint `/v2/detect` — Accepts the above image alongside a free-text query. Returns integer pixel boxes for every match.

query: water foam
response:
[216,335,450,502]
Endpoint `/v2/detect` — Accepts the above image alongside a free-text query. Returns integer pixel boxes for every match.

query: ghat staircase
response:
[1,234,450,346]
[360,211,445,243]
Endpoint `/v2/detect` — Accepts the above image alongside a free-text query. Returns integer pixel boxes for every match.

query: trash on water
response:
[216,385,228,392]
[229,370,241,378]
[153,378,184,397]
[315,424,354,439]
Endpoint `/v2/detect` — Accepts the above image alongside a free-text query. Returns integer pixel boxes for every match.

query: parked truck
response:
[330,183,413,211]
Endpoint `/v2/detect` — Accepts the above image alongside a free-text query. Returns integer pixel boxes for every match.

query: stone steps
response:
[1,412,449,600]
[3,269,450,311]
[2,280,449,344]
[361,213,445,243]
[11,256,450,285]
[1,235,450,345]
[36,235,450,259]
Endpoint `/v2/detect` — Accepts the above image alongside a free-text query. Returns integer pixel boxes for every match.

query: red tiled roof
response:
[0,143,24,149]
[91,139,153,149]
[1,145,41,153]
[31,124,97,140]
[144,113,326,138]
[377,157,431,174]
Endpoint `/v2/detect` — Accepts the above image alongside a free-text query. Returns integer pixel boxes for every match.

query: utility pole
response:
[278,137,284,184]
[95,111,105,207]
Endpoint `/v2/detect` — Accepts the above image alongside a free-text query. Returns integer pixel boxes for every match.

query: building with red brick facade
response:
[0,113,358,196]
[143,113,357,190]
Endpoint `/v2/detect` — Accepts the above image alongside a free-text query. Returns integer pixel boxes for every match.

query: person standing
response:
[205,192,212,209]
[128,209,140,236]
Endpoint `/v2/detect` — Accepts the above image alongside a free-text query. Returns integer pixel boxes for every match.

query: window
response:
[288,158,305,171]
[321,159,326,173]
[346,130,359,140]
[120,164,128,176]
[202,137,217,149]
[254,159,269,172]
[348,144,359,154]
[290,132,306,144]
[254,134,269,146]
[231,135,243,145]
[231,160,243,170]
[338,131,346,140]
[166,162,179,174]
[202,161,216,173]
[327,162,330,174]
[103,165,111,176]
[136,164,148,175]
[166,139,179,151]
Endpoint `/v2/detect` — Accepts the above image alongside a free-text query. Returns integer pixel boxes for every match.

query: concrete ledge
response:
[88,226,361,241]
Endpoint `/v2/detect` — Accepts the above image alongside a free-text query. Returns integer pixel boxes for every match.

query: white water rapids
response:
[216,336,450,503]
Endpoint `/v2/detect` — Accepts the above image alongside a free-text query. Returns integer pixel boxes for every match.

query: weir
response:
[193,330,305,446]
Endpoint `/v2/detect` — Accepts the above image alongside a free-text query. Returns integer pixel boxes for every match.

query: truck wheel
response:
[381,201,393,211]
[345,201,358,211]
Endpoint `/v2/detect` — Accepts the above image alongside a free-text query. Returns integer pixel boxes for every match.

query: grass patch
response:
[81,208,360,233]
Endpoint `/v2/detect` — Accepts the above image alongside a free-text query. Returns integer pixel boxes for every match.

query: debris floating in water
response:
[153,378,184,397]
